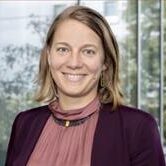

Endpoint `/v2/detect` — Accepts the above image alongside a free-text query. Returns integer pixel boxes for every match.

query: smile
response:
[63,73,86,82]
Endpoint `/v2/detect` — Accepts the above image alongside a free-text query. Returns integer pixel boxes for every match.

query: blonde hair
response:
[35,5,123,110]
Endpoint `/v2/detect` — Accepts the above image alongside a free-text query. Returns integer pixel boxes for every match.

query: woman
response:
[5,5,165,166]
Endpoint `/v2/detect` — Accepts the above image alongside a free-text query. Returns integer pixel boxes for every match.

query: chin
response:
[59,85,97,98]
[62,90,85,98]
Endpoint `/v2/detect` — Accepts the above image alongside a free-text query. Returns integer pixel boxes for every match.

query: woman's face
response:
[48,19,106,101]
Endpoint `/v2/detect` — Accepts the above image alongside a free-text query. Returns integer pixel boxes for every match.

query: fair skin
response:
[48,19,106,111]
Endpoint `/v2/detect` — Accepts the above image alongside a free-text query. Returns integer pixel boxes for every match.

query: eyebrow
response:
[54,42,70,47]
[54,42,98,49]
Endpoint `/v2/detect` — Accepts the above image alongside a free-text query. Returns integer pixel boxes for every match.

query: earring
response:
[100,73,105,88]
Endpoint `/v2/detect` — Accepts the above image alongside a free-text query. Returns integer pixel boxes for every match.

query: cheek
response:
[87,60,103,76]
[87,53,105,75]
[49,56,63,70]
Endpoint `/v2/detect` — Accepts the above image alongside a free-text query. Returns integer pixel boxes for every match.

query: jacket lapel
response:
[91,105,113,166]
[19,107,51,166]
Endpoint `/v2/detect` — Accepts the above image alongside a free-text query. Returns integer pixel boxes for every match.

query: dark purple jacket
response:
[5,104,165,166]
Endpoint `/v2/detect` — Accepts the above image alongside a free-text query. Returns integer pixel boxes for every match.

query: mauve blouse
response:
[27,97,100,166]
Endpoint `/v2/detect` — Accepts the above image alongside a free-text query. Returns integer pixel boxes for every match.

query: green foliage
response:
[120,0,137,106]
[0,44,40,150]
[122,0,166,144]
[0,15,50,164]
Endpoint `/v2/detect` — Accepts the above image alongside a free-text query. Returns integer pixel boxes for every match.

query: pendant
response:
[65,120,70,127]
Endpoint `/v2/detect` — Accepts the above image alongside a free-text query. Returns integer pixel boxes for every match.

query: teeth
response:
[65,74,84,82]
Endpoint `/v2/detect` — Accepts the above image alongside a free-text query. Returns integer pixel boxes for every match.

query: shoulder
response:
[13,105,51,127]
[118,105,157,125]
[101,104,163,154]
[10,105,51,140]
[101,103,158,130]
[114,105,164,164]
[6,105,51,161]
[18,105,50,116]
[102,103,157,120]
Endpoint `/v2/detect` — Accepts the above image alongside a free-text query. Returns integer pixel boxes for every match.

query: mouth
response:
[62,72,86,82]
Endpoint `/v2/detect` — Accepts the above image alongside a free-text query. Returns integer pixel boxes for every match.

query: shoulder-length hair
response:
[35,5,123,110]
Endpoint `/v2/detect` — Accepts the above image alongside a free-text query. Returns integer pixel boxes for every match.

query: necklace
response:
[51,111,96,127]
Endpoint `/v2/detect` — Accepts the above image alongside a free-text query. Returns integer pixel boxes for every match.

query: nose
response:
[66,51,83,69]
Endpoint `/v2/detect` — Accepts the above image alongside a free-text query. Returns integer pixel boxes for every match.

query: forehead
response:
[53,19,102,46]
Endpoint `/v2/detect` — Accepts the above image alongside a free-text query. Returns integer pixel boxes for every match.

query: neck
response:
[58,94,98,111]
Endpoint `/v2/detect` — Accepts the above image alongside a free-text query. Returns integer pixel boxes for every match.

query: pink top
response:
[27,97,100,166]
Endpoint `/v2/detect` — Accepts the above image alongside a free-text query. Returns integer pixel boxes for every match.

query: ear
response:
[102,64,107,71]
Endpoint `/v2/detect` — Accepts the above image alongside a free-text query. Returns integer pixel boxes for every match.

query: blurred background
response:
[0,0,165,165]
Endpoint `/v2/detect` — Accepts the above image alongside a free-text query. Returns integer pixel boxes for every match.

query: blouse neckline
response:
[48,96,101,121]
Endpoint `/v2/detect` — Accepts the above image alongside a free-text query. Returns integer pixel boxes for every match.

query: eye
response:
[82,49,96,56]
[56,47,70,55]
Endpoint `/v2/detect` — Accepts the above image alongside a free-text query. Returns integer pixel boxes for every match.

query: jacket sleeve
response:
[130,114,165,166]
[5,112,22,166]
